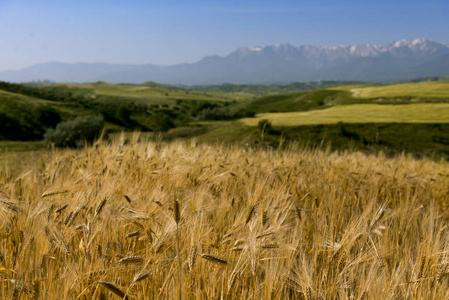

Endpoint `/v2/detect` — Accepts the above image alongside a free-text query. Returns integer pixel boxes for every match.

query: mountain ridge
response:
[1,38,448,85]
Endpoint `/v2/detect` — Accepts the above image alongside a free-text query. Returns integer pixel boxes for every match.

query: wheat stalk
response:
[200,254,228,265]
[133,271,151,283]
[95,198,107,217]
[41,190,69,198]
[189,245,197,271]
[98,281,129,299]
[246,205,256,224]
[117,256,144,264]
[126,230,140,238]
[124,195,132,204]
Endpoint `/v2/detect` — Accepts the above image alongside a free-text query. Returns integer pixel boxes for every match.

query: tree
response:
[44,115,104,147]
[32,106,61,128]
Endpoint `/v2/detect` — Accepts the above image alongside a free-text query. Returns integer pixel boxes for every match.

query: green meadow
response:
[241,103,449,126]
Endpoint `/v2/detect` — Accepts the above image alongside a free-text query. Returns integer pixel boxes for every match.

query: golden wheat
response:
[1,137,449,298]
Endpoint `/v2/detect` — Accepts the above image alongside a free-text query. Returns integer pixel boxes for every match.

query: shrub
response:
[32,106,61,128]
[97,101,132,126]
[44,115,104,147]
[0,113,23,140]
[189,101,218,117]
[199,107,236,120]
[152,112,175,132]
[199,107,256,121]
[239,109,256,118]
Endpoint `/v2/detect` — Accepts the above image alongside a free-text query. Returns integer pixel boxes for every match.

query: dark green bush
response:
[239,109,256,118]
[152,112,175,132]
[32,106,61,128]
[44,115,104,147]
[199,107,256,121]
[189,101,218,117]
[258,119,273,133]
[97,101,132,126]
[0,113,23,140]
[0,105,61,140]
[199,107,237,120]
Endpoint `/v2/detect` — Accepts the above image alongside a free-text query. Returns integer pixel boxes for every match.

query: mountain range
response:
[1,38,448,85]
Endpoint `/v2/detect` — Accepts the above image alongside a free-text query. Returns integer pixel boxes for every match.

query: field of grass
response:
[350,81,449,99]
[0,86,95,121]
[241,103,449,126]
[235,89,354,114]
[51,82,234,104]
[1,137,449,299]
[235,81,449,117]
[326,84,373,91]
[189,121,449,158]
[191,81,363,99]
[0,90,55,109]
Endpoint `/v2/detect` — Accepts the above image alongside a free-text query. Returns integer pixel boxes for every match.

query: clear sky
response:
[0,0,448,71]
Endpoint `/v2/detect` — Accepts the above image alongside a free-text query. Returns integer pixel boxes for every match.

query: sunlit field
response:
[241,103,449,126]
[1,135,449,299]
[350,81,449,99]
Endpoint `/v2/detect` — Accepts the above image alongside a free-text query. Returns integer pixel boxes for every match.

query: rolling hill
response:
[2,79,449,157]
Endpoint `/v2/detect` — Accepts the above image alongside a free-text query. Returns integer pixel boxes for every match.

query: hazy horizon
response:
[1,0,448,71]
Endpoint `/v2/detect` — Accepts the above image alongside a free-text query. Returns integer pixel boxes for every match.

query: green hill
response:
[2,79,449,158]
[236,89,354,113]
[190,80,362,98]
[49,81,233,104]
[236,81,449,115]
[0,80,251,142]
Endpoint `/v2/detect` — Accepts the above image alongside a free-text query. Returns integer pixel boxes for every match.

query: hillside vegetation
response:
[1,138,449,299]
[2,79,449,158]
[50,81,234,103]
[190,81,362,98]
[0,81,249,142]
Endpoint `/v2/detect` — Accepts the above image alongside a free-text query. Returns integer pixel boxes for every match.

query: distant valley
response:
[1,38,448,85]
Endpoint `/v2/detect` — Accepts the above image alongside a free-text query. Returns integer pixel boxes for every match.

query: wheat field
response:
[1,133,449,299]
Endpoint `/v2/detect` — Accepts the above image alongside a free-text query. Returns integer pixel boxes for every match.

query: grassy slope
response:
[2,139,449,299]
[326,84,373,91]
[234,89,354,113]
[198,81,449,156]
[281,123,449,157]
[0,89,54,109]
[0,87,95,119]
[241,103,449,126]
[52,82,234,104]
[350,81,449,99]
[192,122,449,158]
[234,81,449,117]
[191,81,365,98]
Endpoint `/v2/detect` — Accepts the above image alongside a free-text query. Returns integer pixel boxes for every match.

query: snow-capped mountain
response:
[229,38,448,61]
[1,39,448,84]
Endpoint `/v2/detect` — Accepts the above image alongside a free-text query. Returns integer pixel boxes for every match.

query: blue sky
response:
[0,0,448,70]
